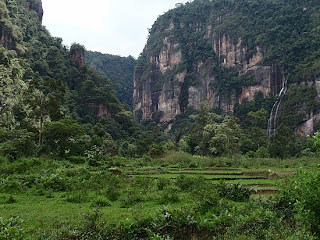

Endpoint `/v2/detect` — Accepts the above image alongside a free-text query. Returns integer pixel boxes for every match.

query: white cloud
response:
[42,0,189,57]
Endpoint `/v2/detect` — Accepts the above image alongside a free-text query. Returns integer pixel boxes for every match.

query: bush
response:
[255,146,270,158]
[217,181,252,201]
[0,139,37,161]
[159,185,180,204]
[6,195,16,204]
[67,156,87,164]
[275,171,320,236]
[105,176,121,201]
[66,191,88,203]
[0,217,25,239]
[156,178,170,190]
[90,197,111,208]
[175,175,194,191]
[42,118,85,157]
[120,190,142,208]
[41,173,70,191]
[148,144,167,158]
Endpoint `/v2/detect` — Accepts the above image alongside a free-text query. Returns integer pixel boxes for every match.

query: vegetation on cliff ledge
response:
[135,0,320,128]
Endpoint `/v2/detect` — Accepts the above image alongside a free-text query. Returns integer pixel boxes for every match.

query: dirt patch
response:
[111,169,123,175]
[210,177,266,180]
[256,189,279,195]
[140,168,163,172]
[170,172,244,175]
[245,183,275,187]
[267,172,281,180]
[183,168,240,171]
[245,171,268,177]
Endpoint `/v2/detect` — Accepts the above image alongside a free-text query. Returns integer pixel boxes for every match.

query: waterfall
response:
[267,78,288,137]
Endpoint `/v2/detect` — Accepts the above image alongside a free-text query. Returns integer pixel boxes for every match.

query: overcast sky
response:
[42,0,189,58]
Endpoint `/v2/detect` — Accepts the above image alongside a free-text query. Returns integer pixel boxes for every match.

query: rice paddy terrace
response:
[1,155,319,238]
[123,167,298,195]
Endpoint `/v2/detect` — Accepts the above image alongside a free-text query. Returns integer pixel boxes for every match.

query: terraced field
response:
[124,167,297,195]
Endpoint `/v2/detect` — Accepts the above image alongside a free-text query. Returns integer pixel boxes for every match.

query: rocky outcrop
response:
[70,46,85,69]
[0,0,43,50]
[26,0,43,23]
[296,112,320,136]
[0,2,15,50]
[133,27,284,123]
[87,103,112,118]
[133,2,320,136]
[295,79,320,135]
[0,25,15,50]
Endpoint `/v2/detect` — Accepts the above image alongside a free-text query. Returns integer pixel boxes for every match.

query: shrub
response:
[275,171,320,236]
[66,191,88,203]
[156,178,170,190]
[67,156,87,164]
[245,150,255,158]
[41,173,70,191]
[6,195,16,204]
[175,175,194,191]
[105,176,121,201]
[42,118,85,157]
[120,190,142,208]
[255,146,270,158]
[90,197,111,208]
[159,185,180,204]
[0,217,25,239]
[217,181,252,201]
[148,144,167,158]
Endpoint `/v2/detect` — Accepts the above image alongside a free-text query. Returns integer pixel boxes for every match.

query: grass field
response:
[0,153,319,239]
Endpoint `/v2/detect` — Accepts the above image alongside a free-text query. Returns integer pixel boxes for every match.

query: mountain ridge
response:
[133,0,320,135]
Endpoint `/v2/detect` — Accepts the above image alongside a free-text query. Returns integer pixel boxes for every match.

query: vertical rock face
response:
[133,37,184,122]
[0,25,15,50]
[133,1,320,135]
[133,26,284,123]
[71,47,85,69]
[0,2,15,50]
[0,0,43,50]
[295,79,320,136]
[26,0,44,23]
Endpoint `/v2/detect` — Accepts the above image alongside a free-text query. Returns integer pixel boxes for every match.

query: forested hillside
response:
[134,0,320,136]
[0,0,166,160]
[1,0,320,161]
[2,1,320,239]
[85,51,136,108]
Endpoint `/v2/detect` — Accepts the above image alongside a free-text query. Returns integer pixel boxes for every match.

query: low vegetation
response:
[0,153,319,239]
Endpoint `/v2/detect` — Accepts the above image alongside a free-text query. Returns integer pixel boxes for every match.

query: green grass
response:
[128,173,267,180]
[0,153,318,239]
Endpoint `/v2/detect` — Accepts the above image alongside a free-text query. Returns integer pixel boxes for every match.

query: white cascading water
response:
[267,78,288,137]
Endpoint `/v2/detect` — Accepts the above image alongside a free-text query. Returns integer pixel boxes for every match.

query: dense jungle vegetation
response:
[1,0,320,239]
[136,0,320,128]
[85,51,136,108]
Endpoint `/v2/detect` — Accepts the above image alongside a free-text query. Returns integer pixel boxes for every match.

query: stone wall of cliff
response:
[133,0,320,135]
[26,0,43,23]
[133,25,284,123]
[0,0,43,51]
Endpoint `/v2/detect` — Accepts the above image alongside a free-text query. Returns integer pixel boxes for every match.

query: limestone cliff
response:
[0,1,15,50]
[133,0,320,135]
[26,0,43,23]
[0,0,43,50]
[70,44,85,69]
[133,10,284,123]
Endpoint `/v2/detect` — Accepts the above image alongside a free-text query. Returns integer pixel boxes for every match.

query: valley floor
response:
[0,152,319,239]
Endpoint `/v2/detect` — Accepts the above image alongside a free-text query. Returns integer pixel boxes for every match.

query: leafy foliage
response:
[0,217,25,240]
[85,51,136,108]
[276,171,320,236]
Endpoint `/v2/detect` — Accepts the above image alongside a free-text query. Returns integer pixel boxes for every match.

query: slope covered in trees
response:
[0,0,164,159]
[133,0,320,135]
[85,51,136,108]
